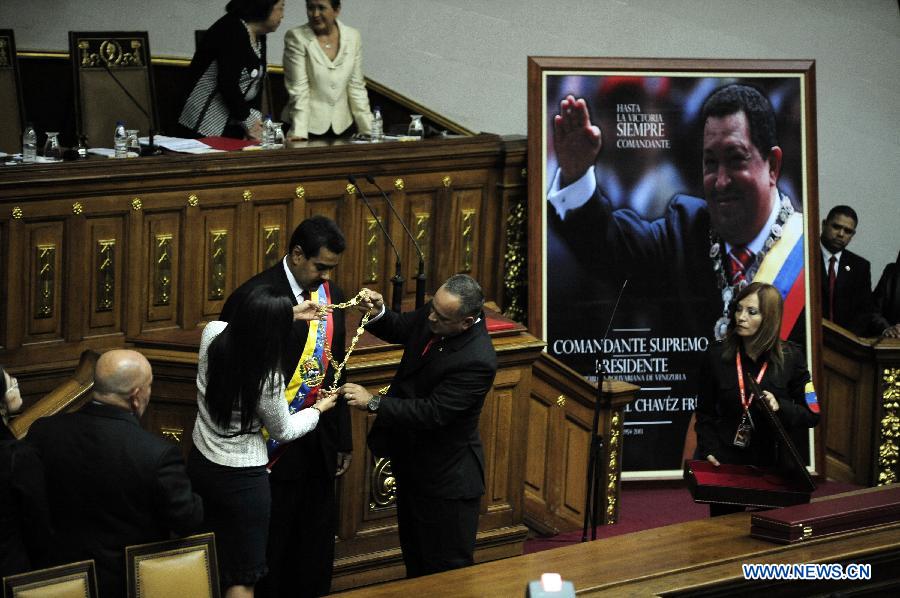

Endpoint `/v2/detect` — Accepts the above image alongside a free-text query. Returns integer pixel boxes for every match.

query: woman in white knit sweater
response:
[187,284,336,598]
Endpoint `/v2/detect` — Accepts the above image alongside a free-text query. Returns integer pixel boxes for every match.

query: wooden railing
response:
[822,320,900,486]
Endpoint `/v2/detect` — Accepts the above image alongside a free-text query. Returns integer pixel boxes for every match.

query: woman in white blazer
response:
[282,0,373,139]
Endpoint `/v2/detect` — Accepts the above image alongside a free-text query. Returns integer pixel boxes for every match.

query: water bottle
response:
[22,123,37,163]
[114,121,128,158]
[261,114,273,148]
[371,106,383,142]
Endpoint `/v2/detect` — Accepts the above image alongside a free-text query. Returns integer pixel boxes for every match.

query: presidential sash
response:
[264,282,334,468]
[753,211,805,340]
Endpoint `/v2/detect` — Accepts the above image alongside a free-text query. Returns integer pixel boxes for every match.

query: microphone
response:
[365,174,427,309]
[348,175,404,312]
[100,61,160,156]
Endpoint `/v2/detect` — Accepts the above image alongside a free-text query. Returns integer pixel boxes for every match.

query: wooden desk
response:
[0,134,527,403]
[336,485,900,596]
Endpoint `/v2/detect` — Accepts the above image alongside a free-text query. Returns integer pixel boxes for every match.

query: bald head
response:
[93,350,153,416]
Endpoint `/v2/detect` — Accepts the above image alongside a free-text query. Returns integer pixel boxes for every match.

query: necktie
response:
[828,255,837,321]
[728,247,754,286]
[421,334,439,356]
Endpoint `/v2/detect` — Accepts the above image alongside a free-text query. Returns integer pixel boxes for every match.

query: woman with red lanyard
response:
[695,282,820,516]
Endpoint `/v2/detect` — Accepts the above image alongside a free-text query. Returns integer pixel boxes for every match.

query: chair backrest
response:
[68,31,158,149]
[0,29,25,154]
[9,350,99,440]
[2,559,98,598]
[125,533,219,598]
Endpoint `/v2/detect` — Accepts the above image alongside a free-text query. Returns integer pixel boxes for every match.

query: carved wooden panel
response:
[404,191,435,295]
[255,204,289,273]
[482,368,519,507]
[87,217,126,335]
[200,208,236,318]
[144,213,180,327]
[25,222,64,342]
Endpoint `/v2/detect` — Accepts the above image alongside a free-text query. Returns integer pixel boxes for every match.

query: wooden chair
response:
[68,31,158,149]
[2,559,98,598]
[9,350,99,440]
[125,533,219,598]
[0,29,26,155]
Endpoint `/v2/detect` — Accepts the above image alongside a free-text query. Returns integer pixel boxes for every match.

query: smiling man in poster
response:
[544,79,811,474]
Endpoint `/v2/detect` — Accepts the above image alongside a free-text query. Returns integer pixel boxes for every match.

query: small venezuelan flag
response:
[805,382,820,414]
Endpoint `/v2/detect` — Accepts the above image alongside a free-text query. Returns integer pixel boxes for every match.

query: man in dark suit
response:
[340,274,497,578]
[819,205,887,336]
[222,215,350,598]
[27,350,203,598]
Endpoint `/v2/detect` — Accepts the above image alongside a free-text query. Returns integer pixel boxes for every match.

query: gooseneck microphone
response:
[348,175,404,312]
[101,61,160,155]
[365,174,427,309]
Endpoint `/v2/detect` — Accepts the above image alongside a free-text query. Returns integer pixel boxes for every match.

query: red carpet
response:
[523,479,862,554]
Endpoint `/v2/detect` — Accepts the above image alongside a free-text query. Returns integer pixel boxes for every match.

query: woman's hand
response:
[293,300,329,321]
[760,390,779,412]
[313,389,338,413]
[706,454,721,467]
[246,120,263,141]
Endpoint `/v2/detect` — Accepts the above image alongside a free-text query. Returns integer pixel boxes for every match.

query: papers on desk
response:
[139,135,225,154]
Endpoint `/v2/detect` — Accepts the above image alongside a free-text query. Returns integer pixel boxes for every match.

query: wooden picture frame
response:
[527,57,821,478]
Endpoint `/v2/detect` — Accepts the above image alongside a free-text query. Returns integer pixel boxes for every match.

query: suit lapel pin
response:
[844,265,851,271]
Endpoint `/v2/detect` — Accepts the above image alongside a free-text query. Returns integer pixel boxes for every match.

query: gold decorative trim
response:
[131,198,142,211]
[208,230,228,301]
[242,190,253,201]
[414,211,430,265]
[160,426,184,444]
[187,194,199,207]
[878,367,900,486]
[263,226,281,270]
[72,202,84,215]
[96,239,115,312]
[556,395,567,407]
[36,244,56,319]
[502,195,527,322]
[346,183,357,196]
[295,185,305,199]
[12,206,23,219]
[442,175,452,188]
[370,457,397,509]
[460,208,476,272]
[521,168,527,179]
[365,218,379,283]
[153,234,173,306]
[76,37,145,68]
[605,409,623,524]
[394,178,405,191]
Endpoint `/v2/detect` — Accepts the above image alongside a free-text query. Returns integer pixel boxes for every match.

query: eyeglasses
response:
[4,377,18,396]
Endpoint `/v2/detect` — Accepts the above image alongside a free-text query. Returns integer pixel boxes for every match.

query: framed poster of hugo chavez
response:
[526,57,823,479]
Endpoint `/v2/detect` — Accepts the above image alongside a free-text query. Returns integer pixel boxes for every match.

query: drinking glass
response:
[43,132,62,161]
[126,129,141,155]
[270,122,285,148]
[407,115,425,139]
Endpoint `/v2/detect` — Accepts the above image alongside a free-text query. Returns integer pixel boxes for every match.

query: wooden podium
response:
[822,320,900,486]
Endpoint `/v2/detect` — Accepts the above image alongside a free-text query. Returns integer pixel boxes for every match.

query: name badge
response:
[733,409,754,448]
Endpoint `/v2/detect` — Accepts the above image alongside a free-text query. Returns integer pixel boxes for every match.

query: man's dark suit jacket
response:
[26,403,203,597]
[550,189,806,343]
[550,190,719,336]
[219,261,350,482]
[367,304,497,499]
[874,254,900,327]
[819,247,884,336]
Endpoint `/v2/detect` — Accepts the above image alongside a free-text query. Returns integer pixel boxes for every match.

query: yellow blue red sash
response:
[264,282,333,467]
[753,212,805,340]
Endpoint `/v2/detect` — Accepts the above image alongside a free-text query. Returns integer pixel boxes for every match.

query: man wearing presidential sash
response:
[221,216,349,598]
[549,83,806,344]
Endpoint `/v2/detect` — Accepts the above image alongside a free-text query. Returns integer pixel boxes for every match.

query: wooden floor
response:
[335,486,900,596]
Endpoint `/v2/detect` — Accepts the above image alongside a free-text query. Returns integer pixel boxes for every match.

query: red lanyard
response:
[736,352,768,409]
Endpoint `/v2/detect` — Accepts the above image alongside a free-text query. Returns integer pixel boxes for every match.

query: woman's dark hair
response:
[226,0,280,22]
[722,282,784,371]
[205,285,293,432]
